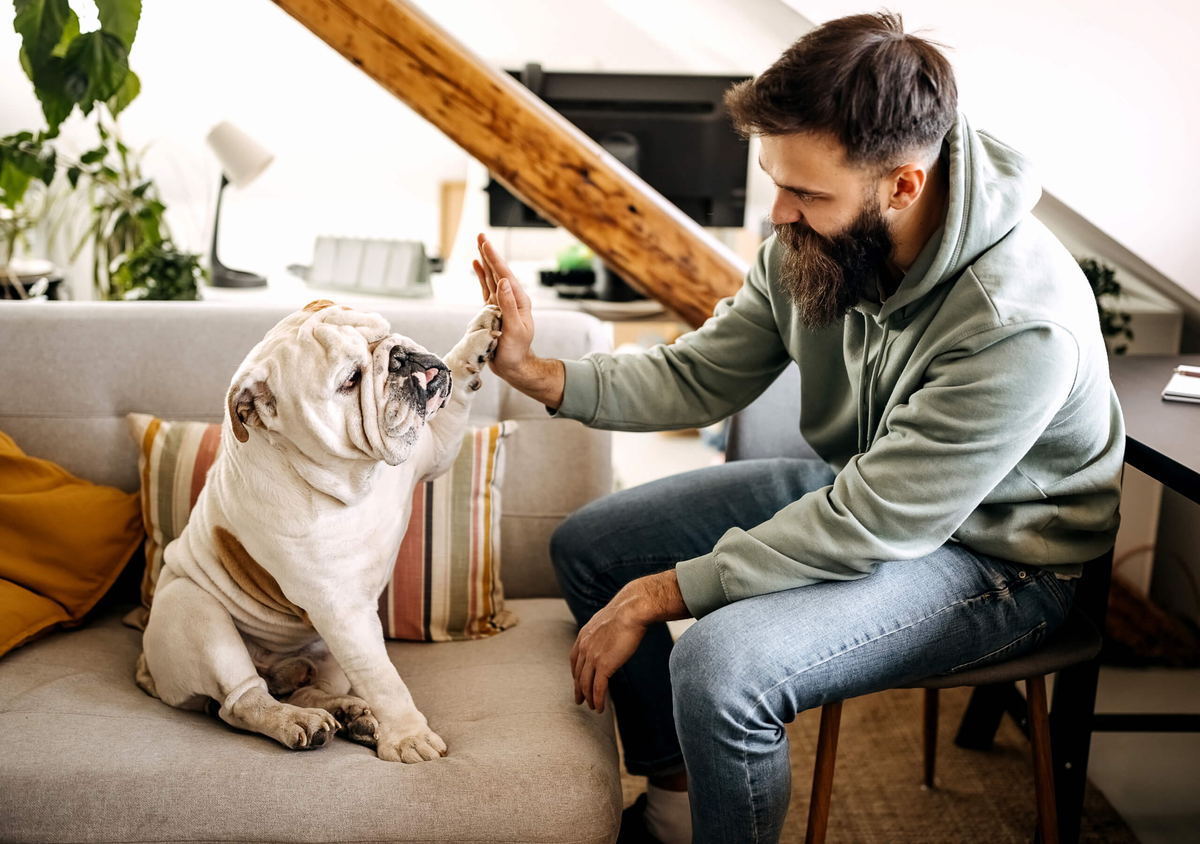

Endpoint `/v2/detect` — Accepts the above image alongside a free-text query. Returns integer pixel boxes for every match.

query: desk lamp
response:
[205,121,274,287]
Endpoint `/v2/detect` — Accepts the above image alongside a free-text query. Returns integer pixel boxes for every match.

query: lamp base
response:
[208,173,268,288]
[209,263,267,288]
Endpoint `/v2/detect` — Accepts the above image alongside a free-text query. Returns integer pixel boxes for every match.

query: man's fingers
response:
[474,254,498,295]
[570,645,584,706]
[593,673,609,715]
[479,234,532,318]
[506,272,533,317]
[578,659,596,710]
[476,258,498,298]
[482,238,509,277]
[472,260,493,302]
[497,279,523,326]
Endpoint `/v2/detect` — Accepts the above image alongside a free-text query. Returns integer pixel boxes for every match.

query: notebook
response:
[1162,365,1200,404]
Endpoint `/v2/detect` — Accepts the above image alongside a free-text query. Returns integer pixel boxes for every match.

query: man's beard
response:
[774,201,895,329]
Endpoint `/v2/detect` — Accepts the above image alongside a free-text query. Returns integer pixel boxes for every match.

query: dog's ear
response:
[303,299,336,313]
[226,373,276,444]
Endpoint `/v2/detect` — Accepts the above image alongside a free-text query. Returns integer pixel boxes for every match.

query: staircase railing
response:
[268,0,747,328]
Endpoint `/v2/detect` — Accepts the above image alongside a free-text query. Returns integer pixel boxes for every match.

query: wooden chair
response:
[803,550,1112,844]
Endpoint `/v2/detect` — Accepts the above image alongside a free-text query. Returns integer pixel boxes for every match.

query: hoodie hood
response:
[862,112,1043,325]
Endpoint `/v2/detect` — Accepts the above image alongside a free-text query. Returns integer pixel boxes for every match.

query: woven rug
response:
[619,686,1138,843]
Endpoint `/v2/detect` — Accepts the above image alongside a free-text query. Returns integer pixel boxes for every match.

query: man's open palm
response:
[472,233,535,381]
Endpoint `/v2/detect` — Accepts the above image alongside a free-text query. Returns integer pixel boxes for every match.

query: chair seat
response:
[909,605,1102,689]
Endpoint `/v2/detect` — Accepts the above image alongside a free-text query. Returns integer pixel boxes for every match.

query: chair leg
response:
[1049,658,1101,844]
[956,681,1020,750]
[1027,675,1059,844]
[805,701,844,844]
[923,688,939,788]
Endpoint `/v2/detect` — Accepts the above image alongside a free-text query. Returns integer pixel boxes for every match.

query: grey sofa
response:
[0,301,621,844]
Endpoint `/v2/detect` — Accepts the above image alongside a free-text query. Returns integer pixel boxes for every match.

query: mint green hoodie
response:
[553,113,1124,619]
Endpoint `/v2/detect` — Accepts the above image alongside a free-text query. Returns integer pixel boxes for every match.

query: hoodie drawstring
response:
[857,313,871,453]
[858,315,894,453]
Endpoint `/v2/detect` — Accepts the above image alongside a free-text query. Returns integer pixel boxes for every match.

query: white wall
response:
[0,0,809,299]
[787,0,1200,303]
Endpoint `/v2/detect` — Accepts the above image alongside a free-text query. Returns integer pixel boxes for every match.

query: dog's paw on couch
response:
[376,717,447,763]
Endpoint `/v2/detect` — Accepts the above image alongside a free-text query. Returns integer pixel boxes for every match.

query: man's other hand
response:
[570,570,692,714]
[570,592,649,714]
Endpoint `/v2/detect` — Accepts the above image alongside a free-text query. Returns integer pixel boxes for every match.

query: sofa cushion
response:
[0,599,620,843]
[126,414,518,642]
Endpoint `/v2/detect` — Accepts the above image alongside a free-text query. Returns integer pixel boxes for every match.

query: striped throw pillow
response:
[126,414,517,641]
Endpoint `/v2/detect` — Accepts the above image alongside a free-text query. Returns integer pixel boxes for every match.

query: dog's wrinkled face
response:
[227,300,452,466]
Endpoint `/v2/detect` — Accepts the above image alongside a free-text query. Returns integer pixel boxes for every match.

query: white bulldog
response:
[138,299,501,762]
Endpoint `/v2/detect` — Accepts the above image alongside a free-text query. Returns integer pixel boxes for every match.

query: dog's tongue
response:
[412,367,440,390]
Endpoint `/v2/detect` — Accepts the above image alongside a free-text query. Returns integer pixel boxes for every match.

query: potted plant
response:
[1,0,203,300]
[1078,256,1134,355]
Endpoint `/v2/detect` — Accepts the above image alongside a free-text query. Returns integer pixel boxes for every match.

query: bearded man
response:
[472,12,1123,844]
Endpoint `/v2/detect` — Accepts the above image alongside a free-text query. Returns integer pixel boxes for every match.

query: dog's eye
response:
[338,369,362,393]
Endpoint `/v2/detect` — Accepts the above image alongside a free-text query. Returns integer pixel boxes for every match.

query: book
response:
[1162,365,1200,404]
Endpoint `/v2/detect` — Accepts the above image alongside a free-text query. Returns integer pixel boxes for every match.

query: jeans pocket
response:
[1038,571,1076,617]
[944,621,1049,675]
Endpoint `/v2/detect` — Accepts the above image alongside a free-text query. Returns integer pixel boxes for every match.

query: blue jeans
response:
[550,459,1075,844]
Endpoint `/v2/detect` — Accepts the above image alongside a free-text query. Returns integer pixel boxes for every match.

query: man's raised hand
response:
[472,234,536,383]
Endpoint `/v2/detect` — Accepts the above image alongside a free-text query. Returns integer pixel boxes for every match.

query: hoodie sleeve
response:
[551,242,792,431]
[675,321,1080,618]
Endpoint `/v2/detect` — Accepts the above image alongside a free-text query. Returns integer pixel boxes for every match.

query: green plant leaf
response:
[106,69,140,117]
[51,9,80,57]
[0,159,33,210]
[64,31,130,114]
[27,55,78,135]
[96,0,142,51]
[35,144,56,184]
[13,0,71,63]
[67,165,82,188]
[19,48,34,83]
[80,146,109,165]
[0,137,54,186]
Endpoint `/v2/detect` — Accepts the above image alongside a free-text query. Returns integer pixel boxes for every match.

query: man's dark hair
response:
[725,11,957,169]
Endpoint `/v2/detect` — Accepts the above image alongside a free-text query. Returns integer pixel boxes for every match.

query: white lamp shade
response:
[206,121,274,188]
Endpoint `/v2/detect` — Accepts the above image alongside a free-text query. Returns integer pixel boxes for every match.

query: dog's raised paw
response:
[467,305,502,364]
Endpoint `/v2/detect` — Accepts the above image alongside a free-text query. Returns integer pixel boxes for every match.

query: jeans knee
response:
[670,614,801,736]
[670,620,740,721]
[549,507,606,608]
[549,512,584,578]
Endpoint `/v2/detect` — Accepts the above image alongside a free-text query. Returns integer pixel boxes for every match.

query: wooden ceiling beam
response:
[267,0,747,327]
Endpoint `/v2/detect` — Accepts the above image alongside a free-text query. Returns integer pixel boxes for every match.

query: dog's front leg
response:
[419,304,502,481]
[309,606,445,763]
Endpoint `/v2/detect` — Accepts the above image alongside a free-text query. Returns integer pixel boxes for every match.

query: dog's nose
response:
[388,346,407,374]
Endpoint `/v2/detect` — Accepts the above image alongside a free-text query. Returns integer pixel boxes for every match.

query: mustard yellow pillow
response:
[0,430,144,658]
